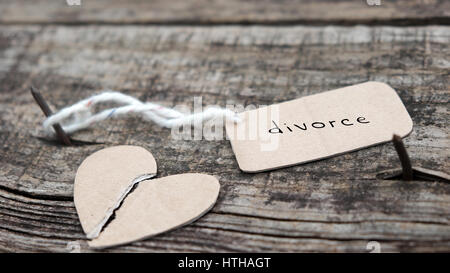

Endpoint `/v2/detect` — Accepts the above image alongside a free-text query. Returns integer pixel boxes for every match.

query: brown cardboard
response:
[89,173,220,248]
[74,145,157,238]
[225,81,413,172]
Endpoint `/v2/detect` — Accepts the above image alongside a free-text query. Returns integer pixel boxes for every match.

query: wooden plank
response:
[0,0,449,25]
[0,25,449,252]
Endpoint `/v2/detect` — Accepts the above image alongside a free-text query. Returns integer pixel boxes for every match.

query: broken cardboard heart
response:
[225,81,413,172]
[74,145,220,248]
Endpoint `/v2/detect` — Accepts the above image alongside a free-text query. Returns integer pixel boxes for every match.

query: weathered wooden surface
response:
[0,0,449,25]
[0,3,449,252]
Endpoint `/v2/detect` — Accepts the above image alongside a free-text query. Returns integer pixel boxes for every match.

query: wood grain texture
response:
[0,24,449,252]
[0,0,449,25]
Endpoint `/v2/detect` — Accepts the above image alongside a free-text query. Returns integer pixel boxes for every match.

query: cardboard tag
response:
[89,173,220,248]
[74,145,157,239]
[225,81,413,172]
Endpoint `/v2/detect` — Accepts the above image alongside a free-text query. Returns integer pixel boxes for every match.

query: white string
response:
[43,91,241,135]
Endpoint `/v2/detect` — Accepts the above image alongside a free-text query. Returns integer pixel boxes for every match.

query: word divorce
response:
[269,116,370,134]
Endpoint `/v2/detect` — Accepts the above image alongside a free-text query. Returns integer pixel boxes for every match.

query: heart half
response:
[74,145,157,239]
[88,173,220,248]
